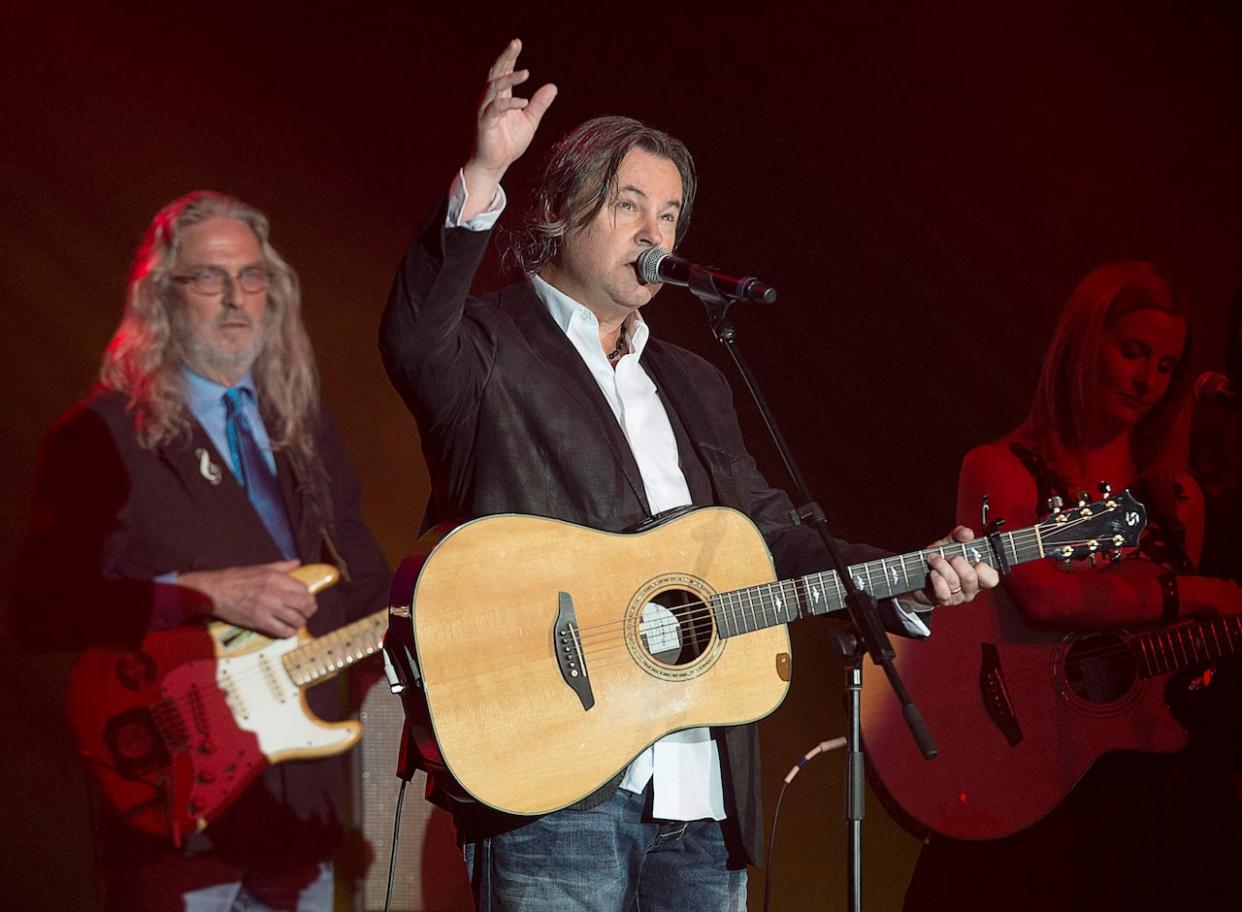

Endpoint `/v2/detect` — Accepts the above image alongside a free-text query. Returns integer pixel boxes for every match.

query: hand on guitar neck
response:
[178,560,322,638]
[906,525,999,607]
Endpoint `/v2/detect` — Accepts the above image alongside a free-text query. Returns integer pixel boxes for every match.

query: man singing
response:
[380,39,998,911]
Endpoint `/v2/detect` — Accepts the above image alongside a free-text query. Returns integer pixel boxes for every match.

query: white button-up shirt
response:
[448,172,726,821]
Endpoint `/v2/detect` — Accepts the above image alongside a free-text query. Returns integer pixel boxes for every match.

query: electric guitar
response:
[66,564,387,846]
[382,493,1145,816]
[861,569,1242,840]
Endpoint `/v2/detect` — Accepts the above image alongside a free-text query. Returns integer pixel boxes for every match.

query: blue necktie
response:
[222,388,298,560]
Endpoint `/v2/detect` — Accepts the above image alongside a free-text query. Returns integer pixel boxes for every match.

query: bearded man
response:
[12,191,389,912]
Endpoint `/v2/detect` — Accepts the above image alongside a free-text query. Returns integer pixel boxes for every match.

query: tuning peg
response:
[1097,481,1112,498]
[1076,490,1090,507]
[1047,495,1064,513]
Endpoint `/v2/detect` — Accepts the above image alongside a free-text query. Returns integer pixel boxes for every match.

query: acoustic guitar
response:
[861,570,1241,840]
[383,494,1146,815]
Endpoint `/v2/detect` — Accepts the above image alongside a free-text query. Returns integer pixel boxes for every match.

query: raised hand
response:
[462,38,557,218]
[179,559,318,639]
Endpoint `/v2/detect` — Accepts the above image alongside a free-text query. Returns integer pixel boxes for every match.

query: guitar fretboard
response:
[1132,615,1242,678]
[282,609,388,687]
[713,532,1041,639]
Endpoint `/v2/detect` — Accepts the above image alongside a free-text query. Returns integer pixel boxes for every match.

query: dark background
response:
[2,2,1238,909]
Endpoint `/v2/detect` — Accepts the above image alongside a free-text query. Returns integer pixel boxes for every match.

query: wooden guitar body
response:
[391,507,788,816]
[383,494,1146,817]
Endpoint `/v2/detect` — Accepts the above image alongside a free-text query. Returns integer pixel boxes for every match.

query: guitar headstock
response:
[1038,489,1148,562]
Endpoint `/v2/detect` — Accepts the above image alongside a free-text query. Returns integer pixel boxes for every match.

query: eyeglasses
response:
[172,266,273,295]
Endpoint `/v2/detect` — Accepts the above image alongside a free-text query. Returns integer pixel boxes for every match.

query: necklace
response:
[606,327,627,362]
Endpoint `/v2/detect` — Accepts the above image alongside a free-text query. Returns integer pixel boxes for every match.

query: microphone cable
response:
[383,775,409,912]
[762,736,848,912]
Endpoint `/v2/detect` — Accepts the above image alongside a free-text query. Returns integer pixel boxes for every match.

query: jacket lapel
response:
[275,450,319,563]
[498,281,652,515]
[158,421,289,563]
[642,341,725,508]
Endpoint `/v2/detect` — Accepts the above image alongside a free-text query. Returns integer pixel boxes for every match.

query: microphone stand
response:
[684,269,937,912]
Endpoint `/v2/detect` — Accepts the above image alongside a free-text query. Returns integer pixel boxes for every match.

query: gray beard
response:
[174,315,267,384]
[184,336,263,381]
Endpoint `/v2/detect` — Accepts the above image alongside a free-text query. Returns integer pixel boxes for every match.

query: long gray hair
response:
[101,191,320,468]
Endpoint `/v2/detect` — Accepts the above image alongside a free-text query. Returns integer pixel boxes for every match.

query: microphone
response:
[1195,371,1242,412]
[636,247,778,304]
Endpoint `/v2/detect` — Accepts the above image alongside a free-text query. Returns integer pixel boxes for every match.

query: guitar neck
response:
[1130,614,1242,678]
[715,527,1047,638]
[282,609,389,687]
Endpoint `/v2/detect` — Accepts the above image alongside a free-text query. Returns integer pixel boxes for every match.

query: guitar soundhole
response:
[638,588,715,667]
[1062,633,1136,706]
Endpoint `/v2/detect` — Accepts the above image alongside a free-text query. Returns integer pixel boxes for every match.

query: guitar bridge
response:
[979,642,1023,747]
[555,592,594,711]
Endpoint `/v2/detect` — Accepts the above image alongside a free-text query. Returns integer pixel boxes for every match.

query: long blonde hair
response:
[1028,260,1193,523]
[100,191,319,468]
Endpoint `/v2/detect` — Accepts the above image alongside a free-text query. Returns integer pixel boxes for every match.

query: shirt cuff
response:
[446,169,506,231]
[149,571,214,630]
[150,574,190,630]
[882,598,932,639]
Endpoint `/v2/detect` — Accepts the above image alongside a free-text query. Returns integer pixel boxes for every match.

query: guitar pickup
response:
[979,642,1023,747]
[554,592,594,711]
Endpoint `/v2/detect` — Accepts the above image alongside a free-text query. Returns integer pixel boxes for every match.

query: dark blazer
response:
[380,205,885,864]
[11,387,390,864]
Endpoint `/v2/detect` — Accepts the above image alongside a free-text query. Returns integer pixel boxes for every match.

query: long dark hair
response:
[503,116,697,275]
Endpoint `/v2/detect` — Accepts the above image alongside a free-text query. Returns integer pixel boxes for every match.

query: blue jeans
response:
[464,788,747,911]
[103,857,333,912]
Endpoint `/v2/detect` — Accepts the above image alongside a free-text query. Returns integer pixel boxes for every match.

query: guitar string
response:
[139,622,387,725]
[394,513,1132,691]
[131,513,1127,741]
[489,568,1229,692]
[937,617,1242,691]
[191,516,1116,684]
[567,514,1114,651]
[895,622,1242,737]
[571,547,1122,658]
[432,517,1118,679]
